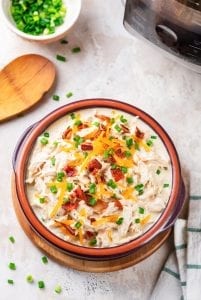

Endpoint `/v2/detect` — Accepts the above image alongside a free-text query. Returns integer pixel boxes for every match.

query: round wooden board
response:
[11,175,172,272]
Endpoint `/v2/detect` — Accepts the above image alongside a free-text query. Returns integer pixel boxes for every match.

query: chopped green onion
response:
[151,135,157,139]
[74,120,82,126]
[51,156,56,166]
[56,54,66,62]
[139,207,145,214]
[134,141,140,150]
[66,182,74,192]
[55,284,62,294]
[75,221,82,229]
[120,115,127,123]
[126,177,134,184]
[63,197,69,204]
[135,184,144,191]
[39,197,45,204]
[83,152,88,158]
[125,151,132,158]
[89,183,96,194]
[163,183,170,188]
[10,0,66,36]
[93,121,100,127]
[73,135,84,148]
[103,148,113,159]
[43,132,49,137]
[89,238,97,246]
[138,189,144,195]
[72,47,81,53]
[89,198,97,206]
[156,169,161,175]
[116,217,124,225]
[114,124,121,132]
[38,281,45,289]
[7,279,14,284]
[70,112,76,119]
[8,262,16,270]
[126,138,134,149]
[56,171,65,182]
[146,139,153,147]
[50,185,58,194]
[53,94,60,101]
[135,218,140,224]
[121,166,128,174]
[135,184,144,195]
[61,39,68,44]
[40,137,48,145]
[26,275,34,283]
[107,179,117,189]
[53,141,59,147]
[110,118,115,125]
[9,236,15,244]
[41,256,48,264]
[111,164,117,169]
[66,92,73,98]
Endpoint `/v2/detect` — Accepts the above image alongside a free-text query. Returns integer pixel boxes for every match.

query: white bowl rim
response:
[0,0,82,41]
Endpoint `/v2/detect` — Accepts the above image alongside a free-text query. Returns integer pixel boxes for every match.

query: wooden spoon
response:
[0,54,56,122]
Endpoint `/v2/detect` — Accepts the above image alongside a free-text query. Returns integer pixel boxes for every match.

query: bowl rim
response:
[14,98,182,257]
[0,0,82,41]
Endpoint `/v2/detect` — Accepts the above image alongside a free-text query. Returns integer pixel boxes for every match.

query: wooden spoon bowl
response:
[0,54,56,122]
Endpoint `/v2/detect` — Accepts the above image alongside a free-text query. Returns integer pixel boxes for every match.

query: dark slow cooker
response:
[123,0,201,72]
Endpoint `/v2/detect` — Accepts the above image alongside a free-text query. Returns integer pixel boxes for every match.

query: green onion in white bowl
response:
[0,0,82,43]
[10,0,67,36]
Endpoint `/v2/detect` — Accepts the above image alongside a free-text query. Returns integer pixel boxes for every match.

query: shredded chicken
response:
[26,108,172,247]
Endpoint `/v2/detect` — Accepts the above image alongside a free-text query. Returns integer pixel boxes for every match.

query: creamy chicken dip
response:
[26,108,172,248]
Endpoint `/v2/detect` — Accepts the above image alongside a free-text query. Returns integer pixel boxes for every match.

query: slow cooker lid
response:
[135,0,201,30]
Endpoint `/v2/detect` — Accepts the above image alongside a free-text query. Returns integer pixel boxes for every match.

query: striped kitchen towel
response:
[151,195,201,300]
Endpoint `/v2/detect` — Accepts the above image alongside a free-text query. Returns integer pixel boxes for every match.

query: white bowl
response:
[0,0,82,43]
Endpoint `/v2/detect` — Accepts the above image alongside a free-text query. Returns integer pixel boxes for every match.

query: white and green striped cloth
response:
[151,195,201,300]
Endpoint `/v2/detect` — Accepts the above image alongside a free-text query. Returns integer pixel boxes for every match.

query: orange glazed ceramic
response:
[13,99,185,260]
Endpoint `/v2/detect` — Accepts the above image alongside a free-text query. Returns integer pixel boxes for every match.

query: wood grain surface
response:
[11,175,172,272]
[0,54,56,122]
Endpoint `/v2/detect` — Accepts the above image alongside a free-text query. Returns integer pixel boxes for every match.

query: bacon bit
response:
[66,225,76,236]
[64,165,77,177]
[135,127,144,139]
[95,114,110,122]
[62,202,79,212]
[93,200,108,213]
[106,155,116,164]
[78,123,89,130]
[94,171,105,184]
[84,231,96,239]
[114,199,123,210]
[88,159,102,172]
[121,124,130,133]
[115,148,125,158]
[74,186,88,201]
[62,128,72,139]
[84,128,101,140]
[99,124,106,131]
[100,173,106,183]
[89,217,96,222]
[111,168,124,182]
[81,143,93,151]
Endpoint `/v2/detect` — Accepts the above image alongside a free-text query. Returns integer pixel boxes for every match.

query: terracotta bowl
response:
[13,99,185,260]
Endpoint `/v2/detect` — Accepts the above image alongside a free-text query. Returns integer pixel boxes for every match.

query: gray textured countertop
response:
[0,1,201,299]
